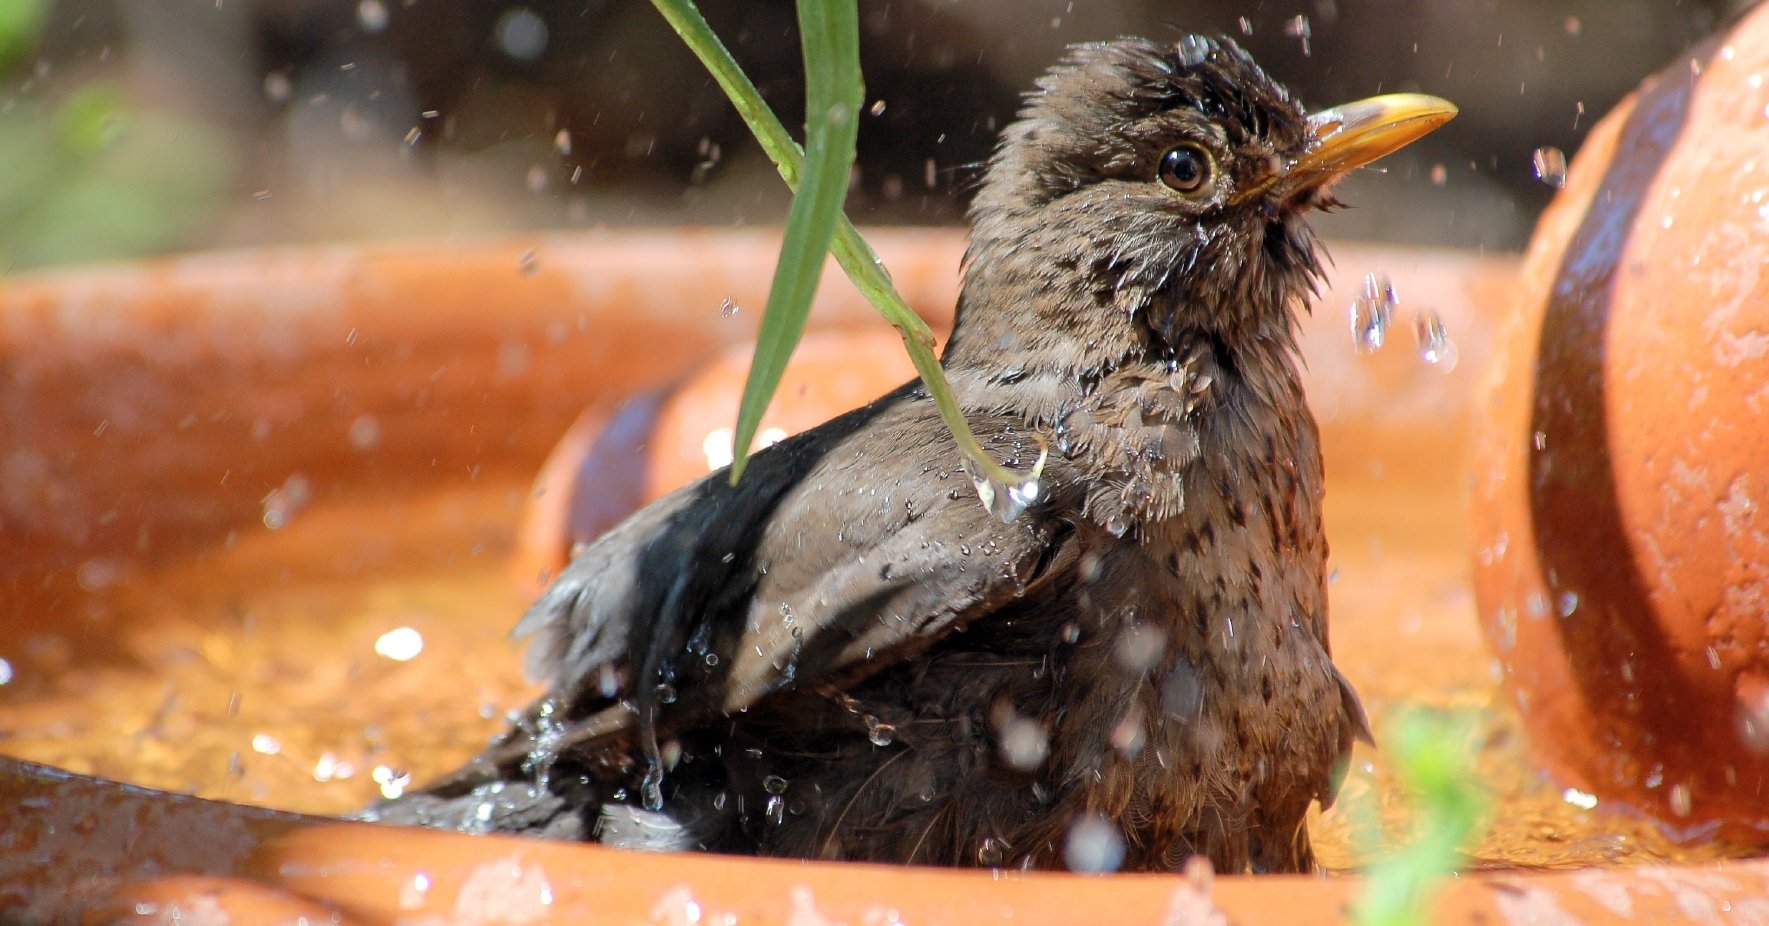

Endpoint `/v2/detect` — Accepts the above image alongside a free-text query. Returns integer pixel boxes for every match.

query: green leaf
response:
[726,0,861,482]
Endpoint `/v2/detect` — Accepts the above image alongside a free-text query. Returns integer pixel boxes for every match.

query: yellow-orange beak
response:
[1237,93,1458,203]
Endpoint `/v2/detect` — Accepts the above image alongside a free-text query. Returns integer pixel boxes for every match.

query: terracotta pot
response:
[1,226,1747,923]
[1471,3,1769,840]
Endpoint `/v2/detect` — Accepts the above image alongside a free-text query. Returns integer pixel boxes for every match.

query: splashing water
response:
[1350,273,1397,354]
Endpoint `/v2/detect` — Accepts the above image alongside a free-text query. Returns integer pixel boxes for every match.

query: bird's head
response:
[953,36,1454,369]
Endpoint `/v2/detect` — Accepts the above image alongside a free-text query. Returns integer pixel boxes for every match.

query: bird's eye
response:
[1158,145,1213,196]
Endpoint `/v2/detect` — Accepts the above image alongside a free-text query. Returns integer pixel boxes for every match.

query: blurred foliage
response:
[0,1,235,272]
[1353,709,1489,926]
[0,0,48,71]
[0,86,234,270]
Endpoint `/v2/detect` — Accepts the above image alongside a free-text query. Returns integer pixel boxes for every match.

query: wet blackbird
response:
[373,35,1454,873]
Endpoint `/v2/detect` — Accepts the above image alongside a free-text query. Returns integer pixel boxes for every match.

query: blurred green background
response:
[0,0,1746,271]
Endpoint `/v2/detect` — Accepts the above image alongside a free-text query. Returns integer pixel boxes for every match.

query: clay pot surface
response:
[7,756,1766,926]
[1472,3,1769,839]
[9,223,1738,922]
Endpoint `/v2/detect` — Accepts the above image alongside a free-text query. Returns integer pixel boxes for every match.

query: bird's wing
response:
[513,385,1073,745]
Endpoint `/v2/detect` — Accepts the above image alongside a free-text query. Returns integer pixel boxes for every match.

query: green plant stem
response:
[647,0,1037,491]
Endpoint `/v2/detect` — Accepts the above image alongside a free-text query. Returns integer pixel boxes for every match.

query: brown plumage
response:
[371,35,1452,873]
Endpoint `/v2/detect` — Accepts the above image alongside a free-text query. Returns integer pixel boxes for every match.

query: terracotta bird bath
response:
[1,214,1763,922]
[13,5,1769,898]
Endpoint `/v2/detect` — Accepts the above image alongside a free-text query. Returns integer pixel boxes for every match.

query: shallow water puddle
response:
[0,433,1744,871]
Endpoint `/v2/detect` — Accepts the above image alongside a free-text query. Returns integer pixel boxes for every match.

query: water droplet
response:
[1113,625,1167,673]
[1350,273,1396,354]
[1413,308,1457,368]
[372,764,413,799]
[702,427,736,470]
[374,626,424,661]
[651,886,704,926]
[1177,35,1211,67]
[1556,591,1580,618]
[869,99,887,116]
[1739,686,1769,753]
[251,732,282,755]
[1283,15,1312,56]
[1561,787,1598,809]
[312,752,354,782]
[495,7,549,62]
[1109,710,1145,757]
[656,682,677,704]
[519,249,541,276]
[977,837,1007,867]
[1237,16,1253,35]
[1668,782,1693,816]
[866,717,896,747]
[763,774,790,795]
[261,473,313,530]
[998,716,1050,771]
[641,764,665,810]
[356,0,389,33]
[719,297,740,317]
[263,71,292,103]
[972,470,1042,523]
[1064,813,1126,873]
[1103,513,1129,537]
[1532,146,1568,188]
[349,414,382,450]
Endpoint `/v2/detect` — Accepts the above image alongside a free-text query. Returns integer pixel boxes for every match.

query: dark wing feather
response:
[509,384,1072,762]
